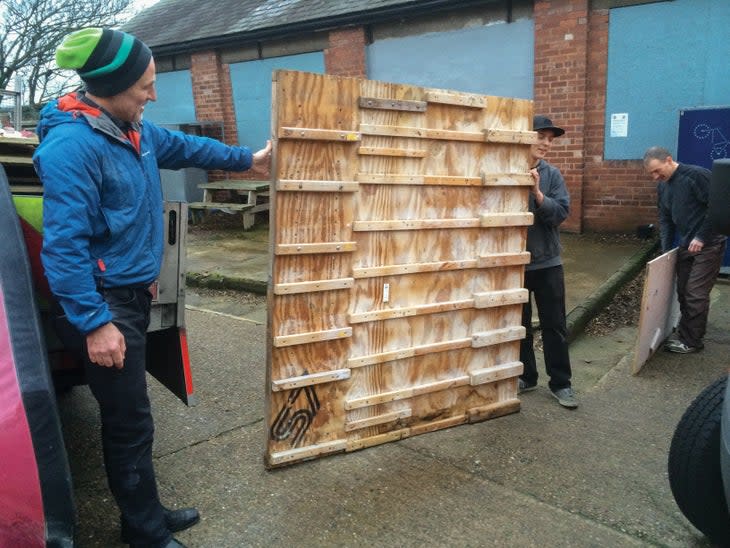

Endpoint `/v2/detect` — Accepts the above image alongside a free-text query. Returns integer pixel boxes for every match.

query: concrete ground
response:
[57,225,727,547]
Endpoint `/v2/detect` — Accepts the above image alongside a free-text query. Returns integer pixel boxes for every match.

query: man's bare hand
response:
[688,238,704,253]
[530,167,544,206]
[86,322,126,369]
[251,140,273,175]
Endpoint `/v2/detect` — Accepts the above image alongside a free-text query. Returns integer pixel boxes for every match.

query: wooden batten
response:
[484,128,538,144]
[469,361,524,386]
[352,259,478,278]
[471,326,526,348]
[278,127,361,142]
[348,298,474,324]
[275,242,357,255]
[358,96,427,112]
[424,90,487,108]
[472,288,529,309]
[276,179,359,192]
[273,326,353,348]
[271,369,351,392]
[479,212,534,227]
[267,439,348,467]
[344,408,413,432]
[266,70,532,467]
[273,277,354,294]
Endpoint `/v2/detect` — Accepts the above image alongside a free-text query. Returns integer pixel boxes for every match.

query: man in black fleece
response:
[644,146,727,353]
[518,115,576,409]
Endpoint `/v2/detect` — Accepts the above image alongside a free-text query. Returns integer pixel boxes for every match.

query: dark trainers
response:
[551,387,578,409]
[518,378,537,394]
[664,340,699,354]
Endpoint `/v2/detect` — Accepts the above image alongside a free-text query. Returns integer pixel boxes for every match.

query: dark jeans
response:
[519,265,572,391]
[53,287,170,547]
[676,241,726,348]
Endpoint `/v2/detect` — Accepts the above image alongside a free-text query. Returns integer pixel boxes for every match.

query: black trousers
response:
[676,240,726,348]
[519,265,572,390]
[53,287,170,547]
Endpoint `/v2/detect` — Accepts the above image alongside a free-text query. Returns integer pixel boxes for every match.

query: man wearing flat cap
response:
[518,115,577,409]
[33,27,271,548]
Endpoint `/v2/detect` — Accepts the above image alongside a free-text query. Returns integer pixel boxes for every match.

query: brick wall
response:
[325,28,367,77]
[581,7,657,232]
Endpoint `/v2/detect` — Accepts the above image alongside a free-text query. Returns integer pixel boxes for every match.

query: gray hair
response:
[643,146,672,165]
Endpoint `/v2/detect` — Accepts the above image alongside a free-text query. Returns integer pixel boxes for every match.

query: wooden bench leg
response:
[242,211,255,230]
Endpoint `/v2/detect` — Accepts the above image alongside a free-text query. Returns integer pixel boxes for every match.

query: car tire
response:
[668,375,730,545]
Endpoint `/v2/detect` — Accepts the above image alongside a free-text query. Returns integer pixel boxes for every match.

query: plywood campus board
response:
[265,70,535,467]
[632,249,680,375]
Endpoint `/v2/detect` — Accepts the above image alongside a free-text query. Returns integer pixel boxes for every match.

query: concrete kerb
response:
[566,238,660,343]
[186,271,267,295]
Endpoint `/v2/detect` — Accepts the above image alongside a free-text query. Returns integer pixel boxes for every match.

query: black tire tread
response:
[668,375,730,545]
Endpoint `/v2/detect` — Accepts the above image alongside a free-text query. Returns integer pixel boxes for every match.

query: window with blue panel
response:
[229,52,325,150]
[143,70,196,125]
[605,0,730,160]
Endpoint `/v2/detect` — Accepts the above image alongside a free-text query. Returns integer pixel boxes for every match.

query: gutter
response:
[146,0,502,56]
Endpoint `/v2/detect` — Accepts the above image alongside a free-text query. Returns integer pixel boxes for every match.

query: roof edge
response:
[147,0,499,56]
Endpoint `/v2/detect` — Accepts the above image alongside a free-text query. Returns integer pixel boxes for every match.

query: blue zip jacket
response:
[33,92,253,334]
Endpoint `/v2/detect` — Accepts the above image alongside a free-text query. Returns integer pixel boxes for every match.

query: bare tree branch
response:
[0,0,135,112]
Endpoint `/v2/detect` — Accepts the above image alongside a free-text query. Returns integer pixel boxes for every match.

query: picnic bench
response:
[188,179,270,229]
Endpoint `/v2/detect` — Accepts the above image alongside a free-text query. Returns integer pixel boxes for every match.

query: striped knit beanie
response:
[55,28,152,97]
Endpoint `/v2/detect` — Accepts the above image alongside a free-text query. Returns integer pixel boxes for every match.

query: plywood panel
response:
[632,249,680,374]
[266,70,533,467]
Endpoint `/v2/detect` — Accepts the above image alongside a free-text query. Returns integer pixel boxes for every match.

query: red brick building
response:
[127,0,724,233]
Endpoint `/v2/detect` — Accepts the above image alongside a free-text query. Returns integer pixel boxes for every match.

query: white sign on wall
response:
[611,112,629,137]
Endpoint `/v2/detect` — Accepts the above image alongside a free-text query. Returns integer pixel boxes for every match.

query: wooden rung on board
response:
[345,375,471,410]
[469,361,524,386]
[424,90,487,108]
[344,408,413,432]
[273,327,353,348]
[479,212,534,227]
[276,179,360,192]
[468,399,521,423]
[273,277,354,295]
[472,288,529,309]
[275,242,357,255]
[346,429,409,451]
[481,173,534,186]
[187,201,255,211]
[358,97,427,112]
[348,338,472,369]
[348,298,474,324]
[357,174,482,186]
[477,252,531,268]
[278,127,361,142]
[352,259,478,279]
[271,369,351,392]
[352,218,480,231]
[484,128,538,145]
[357,147,427,158]
[410,414,467,436]
[471,326,526,348]
[267,439,348,467]
[360,124,484,142]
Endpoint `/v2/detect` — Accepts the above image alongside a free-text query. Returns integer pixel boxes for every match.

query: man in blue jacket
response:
[33,28,271,548]
[644,146,726,354]
[518,115,577,409]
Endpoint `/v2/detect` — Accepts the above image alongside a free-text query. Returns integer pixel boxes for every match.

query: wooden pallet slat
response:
[469,361,524,386]
[278,127,361,142]
[424,90,487,108]
[479,212,534,228]
[273,277,355,295]
[357,147,427,158]
[484,128,538,144]
[357,173,483,186]
[352,218,480,231]
[348,298,474,324]
[359,97,427,112]
[271,369,351,392]
[352,259,478,279]
[344,408,413,432]
[345,375,471,410]
[471,326,526,348]
[276,179,360,192]
[347,338,472,369]
[275,242,357,255]
[273,326,353,348]
[472,288,529,309]
[360,123,484,142]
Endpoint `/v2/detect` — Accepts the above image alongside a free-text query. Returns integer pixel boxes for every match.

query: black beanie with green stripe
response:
[56,28,152,97]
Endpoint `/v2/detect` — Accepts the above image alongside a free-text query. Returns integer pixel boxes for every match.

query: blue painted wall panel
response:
[229,53,325,149]
[143,70,196,124]
[605,0,730,159]
[367,20,534,99]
